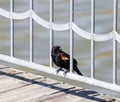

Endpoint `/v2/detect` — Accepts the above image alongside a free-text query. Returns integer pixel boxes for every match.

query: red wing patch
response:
[60,54,69,60]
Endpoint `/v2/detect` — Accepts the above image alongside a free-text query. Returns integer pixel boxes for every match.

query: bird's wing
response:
[60,51,78,65]
[60,53,69,61]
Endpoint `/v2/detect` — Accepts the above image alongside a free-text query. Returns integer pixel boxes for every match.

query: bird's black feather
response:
[51,46,83,75]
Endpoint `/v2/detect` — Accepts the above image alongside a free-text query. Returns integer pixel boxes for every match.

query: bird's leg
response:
[63,70,69,76]
[56,67,63,74]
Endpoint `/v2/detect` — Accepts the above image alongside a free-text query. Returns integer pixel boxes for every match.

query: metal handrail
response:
[0,0,119,93]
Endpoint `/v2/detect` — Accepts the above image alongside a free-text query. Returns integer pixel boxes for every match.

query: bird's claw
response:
[56,69,60,74]
[56,68,62,74]
[63,71,68,76]
[56,68,68,76]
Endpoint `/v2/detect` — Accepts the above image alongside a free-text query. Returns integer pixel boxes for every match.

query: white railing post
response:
[70,0,74,73]
[10,0,14,57]
[91,0,95,78]
[30,0,34,62]
[50,0,54,67]
[113,0,118,84]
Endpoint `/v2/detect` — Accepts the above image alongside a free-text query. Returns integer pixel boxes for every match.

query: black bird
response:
[51,46,83,75]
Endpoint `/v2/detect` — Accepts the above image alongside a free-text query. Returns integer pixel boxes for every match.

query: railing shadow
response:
[0,67,115,102]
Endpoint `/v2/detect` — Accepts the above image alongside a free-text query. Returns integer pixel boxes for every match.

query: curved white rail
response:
[0,7,120,42]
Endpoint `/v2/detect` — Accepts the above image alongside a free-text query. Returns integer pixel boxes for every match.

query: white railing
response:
[0,0,120,93]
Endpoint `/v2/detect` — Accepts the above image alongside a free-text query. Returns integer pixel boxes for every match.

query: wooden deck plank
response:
[0,65,120,102]
[0,75,30,93]
[0,67,75,102]
[32,88,84,102]
[35,88,103,102]
[0,82,74,102]
[13,84,75,102]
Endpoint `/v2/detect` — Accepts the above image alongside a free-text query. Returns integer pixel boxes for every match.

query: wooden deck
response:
[0,65,120,102]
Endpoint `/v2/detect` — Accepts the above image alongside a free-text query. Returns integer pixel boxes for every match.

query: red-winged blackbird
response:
[51,46,83,75]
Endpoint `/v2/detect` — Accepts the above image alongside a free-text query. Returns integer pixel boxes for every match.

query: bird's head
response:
[51,46,62,56]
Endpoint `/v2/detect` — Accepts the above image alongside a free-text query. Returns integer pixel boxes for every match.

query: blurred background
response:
[0,0,120,97]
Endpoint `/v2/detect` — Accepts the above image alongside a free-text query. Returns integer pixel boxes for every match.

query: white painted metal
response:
[32,11,50,29]
[91,0,95,78]
[0,0,120,93]
[70,0,74,73]
[49,0,54,68]
[1,8,118,41]
[0,8,28,19]
[113,0,118,84]
[30,0,34,62]
[0,54,120,92]
[10,0,14,57]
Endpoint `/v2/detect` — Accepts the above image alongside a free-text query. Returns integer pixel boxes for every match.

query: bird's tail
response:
[74,65,83,76]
